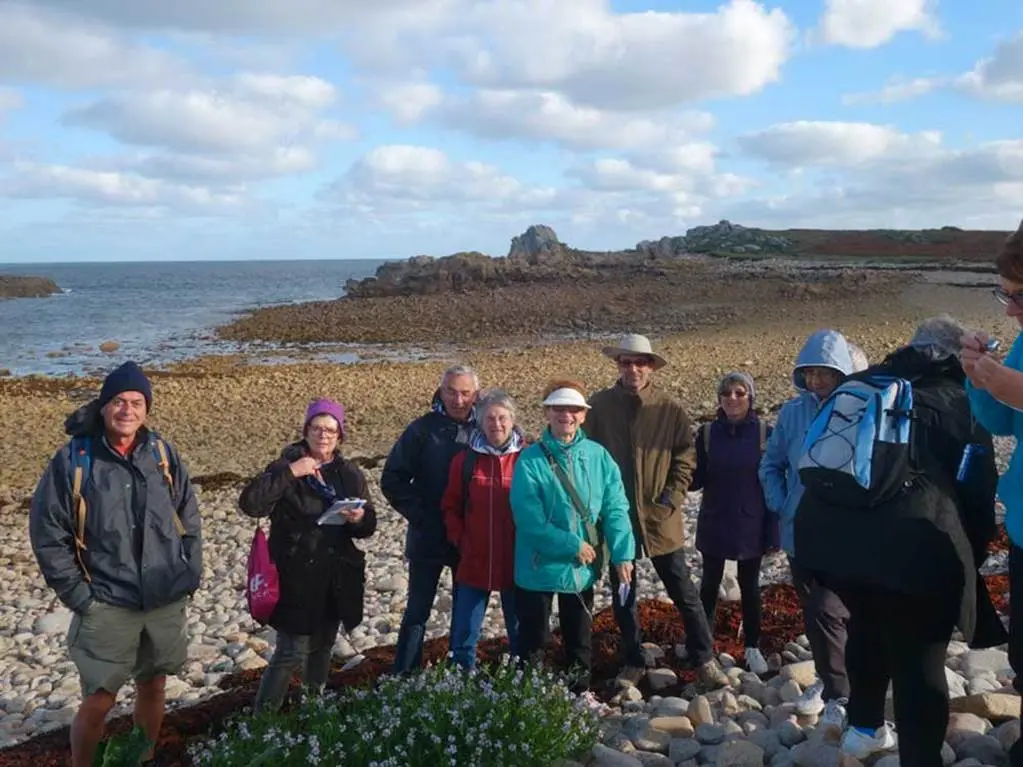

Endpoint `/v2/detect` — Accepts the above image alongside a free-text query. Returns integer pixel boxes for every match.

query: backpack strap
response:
[152,436,187,537]
[69,437,92,583]
[702,423,711,454]
[758,419,768,454]
[460,449,477,516]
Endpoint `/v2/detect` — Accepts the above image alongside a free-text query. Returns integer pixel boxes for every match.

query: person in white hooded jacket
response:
[758,329,855,740]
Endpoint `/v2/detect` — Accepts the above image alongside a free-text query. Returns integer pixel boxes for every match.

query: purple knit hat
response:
[304,398,345,436]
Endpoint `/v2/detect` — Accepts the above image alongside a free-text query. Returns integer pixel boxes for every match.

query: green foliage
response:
[189,659,601,766]
[93,726,153,767]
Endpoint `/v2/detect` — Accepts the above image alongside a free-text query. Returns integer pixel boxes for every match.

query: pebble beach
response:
[1,268,1021,763]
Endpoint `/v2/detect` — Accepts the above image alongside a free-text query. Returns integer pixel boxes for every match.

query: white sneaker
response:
[818,698,847,742]
[795,678,825,715]
[839,723,898,761]
[745,647,769,675]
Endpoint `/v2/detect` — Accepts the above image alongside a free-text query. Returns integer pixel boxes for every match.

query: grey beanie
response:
[718,371,755,403]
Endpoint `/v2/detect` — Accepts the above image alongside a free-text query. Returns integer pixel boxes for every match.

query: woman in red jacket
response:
[442,389,525,668]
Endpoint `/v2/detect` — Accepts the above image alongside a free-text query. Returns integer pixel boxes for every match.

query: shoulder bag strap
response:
[538,442,589,522]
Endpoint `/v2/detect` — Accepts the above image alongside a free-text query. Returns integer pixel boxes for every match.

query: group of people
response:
[26,220,1023,767]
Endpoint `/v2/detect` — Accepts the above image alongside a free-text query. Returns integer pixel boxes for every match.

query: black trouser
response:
[609,547,715,667]
[827,580,953,767]
[515,586,593,692]
[1009,546,1023,767]
[700,556,763,648]
[393,560,454,674]
[789,557,850,701]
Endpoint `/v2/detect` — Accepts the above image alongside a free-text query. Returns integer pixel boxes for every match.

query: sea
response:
[0,260,387,377]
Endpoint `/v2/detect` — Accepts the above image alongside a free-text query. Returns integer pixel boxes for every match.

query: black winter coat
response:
[794,347,1004,646]
[239,442,377,636]
[381,393,474,564]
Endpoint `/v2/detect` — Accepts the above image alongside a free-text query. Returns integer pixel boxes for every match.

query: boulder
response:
[0,275,62,299]
[508,224,565,263]
[950,693,1021,722]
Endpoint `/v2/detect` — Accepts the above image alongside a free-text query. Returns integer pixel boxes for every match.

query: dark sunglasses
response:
[719,389,749,399]
[993,288,1023,309]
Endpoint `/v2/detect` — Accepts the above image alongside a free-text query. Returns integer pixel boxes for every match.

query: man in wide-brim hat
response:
[585,333,729,690]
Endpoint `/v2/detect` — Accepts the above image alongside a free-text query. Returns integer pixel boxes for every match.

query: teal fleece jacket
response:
[510,428,635,594]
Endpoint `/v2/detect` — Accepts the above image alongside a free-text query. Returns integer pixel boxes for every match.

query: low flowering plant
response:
[188,656,601,766]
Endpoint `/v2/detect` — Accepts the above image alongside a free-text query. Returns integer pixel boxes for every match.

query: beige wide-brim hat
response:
[601,333,668,370]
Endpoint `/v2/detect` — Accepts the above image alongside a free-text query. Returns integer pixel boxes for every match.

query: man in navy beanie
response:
[29,361,202,767]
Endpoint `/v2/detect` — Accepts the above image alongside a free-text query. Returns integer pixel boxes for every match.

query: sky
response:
[0,0,1021,263]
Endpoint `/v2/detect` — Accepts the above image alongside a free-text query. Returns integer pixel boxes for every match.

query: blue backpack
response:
[797,375,916,508]
[69,434,183,582]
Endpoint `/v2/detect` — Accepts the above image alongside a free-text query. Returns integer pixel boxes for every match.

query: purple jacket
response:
[691,411,778,561]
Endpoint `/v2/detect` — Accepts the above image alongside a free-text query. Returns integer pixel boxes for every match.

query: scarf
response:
[469,426,526,456]
[303,472,338,509]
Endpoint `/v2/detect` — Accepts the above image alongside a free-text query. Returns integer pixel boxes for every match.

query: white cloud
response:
[434,89,715,151]
[373,80,445,124]
[347,0,794,111]
[817,0,940,48]
[955,32,1023,103]
[731,121,1023,228]
[63,74,348,155]
[328,145,556,216]
[117,148,318,184]
[6,0,438,34]
[0,88,24,113]
[842,76,940,105]
[0,3,191,89]
[0,161,247,214]
[739,121,941,167]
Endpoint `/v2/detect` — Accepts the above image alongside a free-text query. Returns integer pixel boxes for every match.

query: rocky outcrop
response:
[507,224,567,264]
[0,276,61,299]
[682,220,793,254]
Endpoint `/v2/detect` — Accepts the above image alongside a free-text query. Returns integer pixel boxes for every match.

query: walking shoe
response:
[745,647,769,676]
[697,659,730,689]
[818,698,847,742]
[839,723,897,762]
[794,678,825,716]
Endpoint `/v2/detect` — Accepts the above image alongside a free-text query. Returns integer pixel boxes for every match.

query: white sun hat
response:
[601,333,668,370]
[542,387,591,409]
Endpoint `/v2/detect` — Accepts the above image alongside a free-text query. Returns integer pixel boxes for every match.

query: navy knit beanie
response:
[99,361,152,411]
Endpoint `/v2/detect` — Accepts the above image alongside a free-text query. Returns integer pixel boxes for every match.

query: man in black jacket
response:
[382,364,480,673]
[795,317,1004,767]
[30,362,202,767]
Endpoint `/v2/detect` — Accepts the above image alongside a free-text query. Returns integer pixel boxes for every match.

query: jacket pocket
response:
[648,502,676,522]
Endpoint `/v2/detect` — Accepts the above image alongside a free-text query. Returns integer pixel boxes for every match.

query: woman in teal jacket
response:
[510,380,636,693]
[962,220,1023,766]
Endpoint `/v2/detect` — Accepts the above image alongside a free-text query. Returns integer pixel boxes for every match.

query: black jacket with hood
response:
[794,346,1004,646]
[381,391,475,564]
[239,441,377,636]
[29,401,203,614]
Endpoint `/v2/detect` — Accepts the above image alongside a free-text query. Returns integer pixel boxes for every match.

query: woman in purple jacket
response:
[691,372,776,676]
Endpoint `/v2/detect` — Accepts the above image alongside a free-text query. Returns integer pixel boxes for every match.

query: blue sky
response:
[0,0,1020,263]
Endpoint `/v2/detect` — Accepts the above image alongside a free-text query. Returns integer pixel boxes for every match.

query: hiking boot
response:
[615,665,647,687]
[795,678,825,716]
[819,698,848,742]
[745,647,769,676]
[839,723,897,763]
[697,659,730,689]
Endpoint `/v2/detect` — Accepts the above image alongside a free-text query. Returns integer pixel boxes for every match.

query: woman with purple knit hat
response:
[239,398,377,713]
[691,372,775,676]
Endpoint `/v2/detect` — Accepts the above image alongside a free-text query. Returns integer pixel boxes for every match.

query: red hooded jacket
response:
[441,449,519,592]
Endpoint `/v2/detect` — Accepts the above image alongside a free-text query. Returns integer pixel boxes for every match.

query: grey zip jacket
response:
[29,402,203,614]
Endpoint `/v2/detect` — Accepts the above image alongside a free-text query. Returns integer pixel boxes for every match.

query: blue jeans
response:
[393,560,453,673]
[449,585,519,669]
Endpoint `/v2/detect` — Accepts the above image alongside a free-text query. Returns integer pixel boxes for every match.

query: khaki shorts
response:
[68,599,189,697]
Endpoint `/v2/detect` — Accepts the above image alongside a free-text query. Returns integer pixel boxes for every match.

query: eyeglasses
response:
[993,288,1023,309]
[617,356,653,369]
[719,390,748,399]
[308,426,340,436]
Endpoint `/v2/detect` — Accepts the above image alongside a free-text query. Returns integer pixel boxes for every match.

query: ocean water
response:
[0,260,386,377]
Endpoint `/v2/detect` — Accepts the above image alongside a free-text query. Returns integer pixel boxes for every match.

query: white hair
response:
[909,315,969,360]
[440,364,480,390]
[478,388,517,420]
